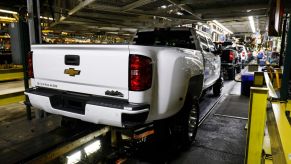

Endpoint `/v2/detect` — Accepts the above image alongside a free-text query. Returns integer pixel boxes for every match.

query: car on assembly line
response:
[220,48,240,80]
[236,45,248,68]
[25,27,223,148]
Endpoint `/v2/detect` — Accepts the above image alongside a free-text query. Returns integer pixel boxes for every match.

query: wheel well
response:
[187,74,204,100]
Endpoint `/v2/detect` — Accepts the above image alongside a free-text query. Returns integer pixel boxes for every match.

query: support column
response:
[280,17,291,101]
[26,0,43,119]
[27,0,42,44]
[279,14,287,67]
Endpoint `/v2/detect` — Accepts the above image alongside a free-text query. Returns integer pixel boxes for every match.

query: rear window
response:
[133,30,196,50]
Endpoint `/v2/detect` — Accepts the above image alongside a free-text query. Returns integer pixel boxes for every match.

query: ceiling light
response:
[66,151,81,164]
[248,16,256,33]
[176,11,183,16]
[84,140,101,156]
[212,20,233,34]
[160,5,167,9]
[0,9,17,15]
[40,16,53,21]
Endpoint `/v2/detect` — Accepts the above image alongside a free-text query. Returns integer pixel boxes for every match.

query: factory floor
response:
[0,77,249,164]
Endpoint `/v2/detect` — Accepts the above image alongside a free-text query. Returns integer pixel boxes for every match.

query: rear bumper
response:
[25,88,150,127]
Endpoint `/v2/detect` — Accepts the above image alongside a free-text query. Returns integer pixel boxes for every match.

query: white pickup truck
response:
[25,28,222,146]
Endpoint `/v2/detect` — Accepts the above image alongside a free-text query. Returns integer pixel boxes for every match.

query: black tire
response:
[227,67,235,80]
[235,65,241,74]
[213,76,223,96]
[172,97,199,147]
[154,96,200,150]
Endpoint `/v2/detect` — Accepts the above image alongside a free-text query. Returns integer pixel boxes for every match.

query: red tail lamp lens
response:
[129,55,152,91]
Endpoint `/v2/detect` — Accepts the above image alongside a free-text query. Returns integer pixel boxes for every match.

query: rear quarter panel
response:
[128,45,204,121]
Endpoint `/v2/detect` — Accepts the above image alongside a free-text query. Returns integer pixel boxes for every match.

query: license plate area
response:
[50,93,88,115]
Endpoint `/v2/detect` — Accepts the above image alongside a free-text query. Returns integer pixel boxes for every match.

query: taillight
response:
[242,51,245,57]
[229,51,234,61]
[28,51,34,78]
[129,54,152,91]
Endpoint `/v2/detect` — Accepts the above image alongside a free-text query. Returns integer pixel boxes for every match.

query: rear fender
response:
[187,74,204,100]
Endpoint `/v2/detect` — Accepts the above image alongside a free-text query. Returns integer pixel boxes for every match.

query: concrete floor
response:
[0,78,249,164]
[122,80,248,164]
[175,79,248,164]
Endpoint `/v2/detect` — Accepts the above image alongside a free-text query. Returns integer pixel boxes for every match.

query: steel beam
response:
[51,0,96,27]
[121,0,155,11]
[87,4,197,20]
[202,10,267,20]
[67,0,96,16]
[193,4,268,14]
[27,0,41,44]
[167,0,201,19]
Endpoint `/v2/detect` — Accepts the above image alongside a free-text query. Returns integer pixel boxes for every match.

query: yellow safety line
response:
[0,72,24,81]
[0,94,25,106]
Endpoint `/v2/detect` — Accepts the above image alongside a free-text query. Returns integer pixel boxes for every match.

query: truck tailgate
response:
[31,45,129,99]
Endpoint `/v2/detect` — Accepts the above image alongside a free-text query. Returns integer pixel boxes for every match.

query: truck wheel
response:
[213,76,223,96]
[236,65,241,73]
[154,97,200,151]
[227,67,235,80]
[169,97,200,149]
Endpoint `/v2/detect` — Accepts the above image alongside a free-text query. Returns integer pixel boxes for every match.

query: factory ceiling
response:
[0,0,290,34]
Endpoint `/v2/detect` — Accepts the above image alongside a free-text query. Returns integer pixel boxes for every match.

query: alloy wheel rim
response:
[188,105,198,139]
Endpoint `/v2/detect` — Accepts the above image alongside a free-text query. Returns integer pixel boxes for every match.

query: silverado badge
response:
[64,68,80,76]
[105,90,124,97]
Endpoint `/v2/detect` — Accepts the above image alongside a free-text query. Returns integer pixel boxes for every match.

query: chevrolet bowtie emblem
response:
[64,68,80,76]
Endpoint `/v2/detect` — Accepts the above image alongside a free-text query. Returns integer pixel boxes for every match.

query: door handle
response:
[65,55,80,66]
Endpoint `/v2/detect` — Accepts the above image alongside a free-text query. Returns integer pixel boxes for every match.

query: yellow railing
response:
[245,72,291,164]
[0,65,23,81]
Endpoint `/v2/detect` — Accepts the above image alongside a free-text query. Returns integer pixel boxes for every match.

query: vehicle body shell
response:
[25,28,221,128]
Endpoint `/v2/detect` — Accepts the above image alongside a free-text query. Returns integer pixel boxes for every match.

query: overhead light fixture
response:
[160,5,167,9]
[84,140,101,156]
[248,16,256,33]
[176,11,183,16]
[66,151,81,164]
[213,20,233,34]
[0,9,17,15]
[40,16,53,21]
